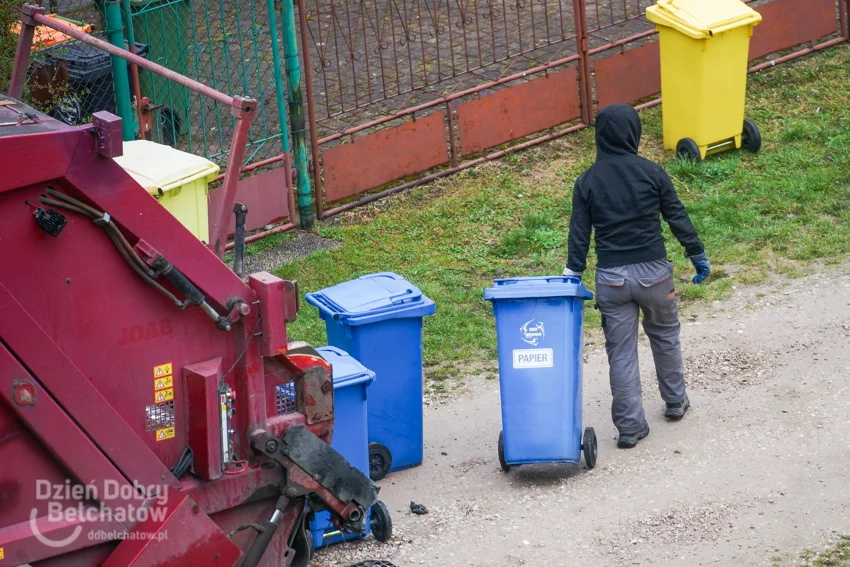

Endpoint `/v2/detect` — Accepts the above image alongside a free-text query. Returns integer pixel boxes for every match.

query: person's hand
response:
[690,253,711,284]
[563,266,582,280]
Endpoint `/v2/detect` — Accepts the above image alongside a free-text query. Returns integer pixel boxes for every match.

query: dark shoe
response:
[665,395,691,420]
[617,420,650,449]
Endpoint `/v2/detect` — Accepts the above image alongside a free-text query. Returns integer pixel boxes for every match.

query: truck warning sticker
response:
[512,348,554,369]
[154,376,174,391]
[156,427,175,441]
[153,363,173,379]
[155,388,174,403]
[1,546,5,560]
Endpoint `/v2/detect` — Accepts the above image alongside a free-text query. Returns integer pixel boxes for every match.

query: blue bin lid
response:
[316,346,376,389]
[483,276,593,301]
[305,272,436,327]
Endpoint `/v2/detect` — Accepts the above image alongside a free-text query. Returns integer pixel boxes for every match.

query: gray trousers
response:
[596,259,687,435]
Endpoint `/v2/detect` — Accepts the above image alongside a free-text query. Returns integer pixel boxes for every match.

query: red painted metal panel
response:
[184,359,224,481]
[0,280,178,489]
[1,512,122,565]
[0,344,138,508]
[182,465,286,515]
[457,68,580,156]
[102,491,242,567]
[0,345,148,564]
[0,129,78,193]
[208,167,292,236]
[322,111,448,203]
[249,273,291,357]
[749,0,838,61]
[594,42,661,110]
[26,544,116,567]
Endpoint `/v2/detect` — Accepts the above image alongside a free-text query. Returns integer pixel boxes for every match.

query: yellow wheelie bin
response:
[646,0,763,161]
[113,140,219,242]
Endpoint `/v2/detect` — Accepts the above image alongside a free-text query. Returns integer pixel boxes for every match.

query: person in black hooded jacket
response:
[563,104,711,449]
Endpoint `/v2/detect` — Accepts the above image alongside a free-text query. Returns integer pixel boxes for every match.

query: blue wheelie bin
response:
[305,273,436,480]
[309,347,392,548]
[483,276,597,472]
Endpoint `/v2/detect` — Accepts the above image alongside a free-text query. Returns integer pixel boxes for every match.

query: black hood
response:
[595,104,641,158]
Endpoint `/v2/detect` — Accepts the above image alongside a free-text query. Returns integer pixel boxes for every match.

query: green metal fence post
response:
[121,0,134,55]
[280,0,314,228]
[266,0,290,154]
[104,0,135,141]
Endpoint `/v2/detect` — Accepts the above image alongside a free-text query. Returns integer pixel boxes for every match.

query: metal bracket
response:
[91,111,123,158]
[251,427,379,535]
[222,297,251,328]
[19,3,46,26]
[230,96,258,119]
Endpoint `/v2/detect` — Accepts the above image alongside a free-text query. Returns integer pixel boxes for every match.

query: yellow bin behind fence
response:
[646,0,763,161]
[114,140,219,242]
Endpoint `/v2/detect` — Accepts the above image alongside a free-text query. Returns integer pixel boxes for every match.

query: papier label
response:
[512,348,554,369]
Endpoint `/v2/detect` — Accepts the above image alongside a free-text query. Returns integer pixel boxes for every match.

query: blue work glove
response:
[690,252,711,284]
[563,266,582,280]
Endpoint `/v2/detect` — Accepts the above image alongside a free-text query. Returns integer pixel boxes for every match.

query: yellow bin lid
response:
[113,140,220,196]
[646,0,762,39]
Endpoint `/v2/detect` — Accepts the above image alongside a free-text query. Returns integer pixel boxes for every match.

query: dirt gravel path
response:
[314,267,850,567]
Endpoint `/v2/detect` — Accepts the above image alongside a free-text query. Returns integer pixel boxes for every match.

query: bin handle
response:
[306,294,345,321]
[388,289,417,304]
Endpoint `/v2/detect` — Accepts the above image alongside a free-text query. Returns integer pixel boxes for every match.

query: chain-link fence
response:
[9,5,117,125]
[38,0,289,169]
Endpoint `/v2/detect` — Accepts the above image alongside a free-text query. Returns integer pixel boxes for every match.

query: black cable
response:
[38,197,90,218]
[222,315,263,380]
[172,452,190,475]
[170,445,194,478]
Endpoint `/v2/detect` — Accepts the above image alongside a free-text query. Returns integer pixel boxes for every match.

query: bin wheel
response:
[742,119,761,153]
[368,443,392,481]
[676,138,702,163]
[498,431,511,473]
[370,500,393,543]
[582,427,598,470]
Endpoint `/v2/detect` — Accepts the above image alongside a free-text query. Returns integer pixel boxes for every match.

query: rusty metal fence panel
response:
[298,0,589,216]
[456,67,580,156]
[301,0,582,136]
[748,0,839,60]
[304,0,849,219]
